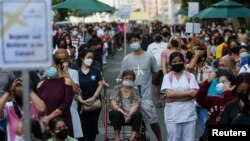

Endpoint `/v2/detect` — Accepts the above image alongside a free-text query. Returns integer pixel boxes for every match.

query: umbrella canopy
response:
[175,9,188,16]
[194,0,250,18]
[212,0,242,7]
[53,0,116,13]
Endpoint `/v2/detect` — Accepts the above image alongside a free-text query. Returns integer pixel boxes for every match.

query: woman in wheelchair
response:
[109,70,142,141]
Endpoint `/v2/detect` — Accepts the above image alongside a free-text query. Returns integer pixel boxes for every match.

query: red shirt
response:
[196,80,234,125]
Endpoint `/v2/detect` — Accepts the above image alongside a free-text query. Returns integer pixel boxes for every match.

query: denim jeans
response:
[196,106,208,135]
[0,118,7,138]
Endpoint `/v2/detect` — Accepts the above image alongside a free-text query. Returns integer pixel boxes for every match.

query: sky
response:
[99,0,115,6]
[69,0,126,23]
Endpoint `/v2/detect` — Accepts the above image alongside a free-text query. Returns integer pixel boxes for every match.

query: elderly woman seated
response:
[109,70,142,141]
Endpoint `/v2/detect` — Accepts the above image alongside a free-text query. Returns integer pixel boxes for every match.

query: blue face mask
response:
[45,67,58,79]
[72,31,78,37]
[130,42,140,51]
[216,83,224,94]
[122,80,134,87]
[204,37,210,42]
[240,52,249,58]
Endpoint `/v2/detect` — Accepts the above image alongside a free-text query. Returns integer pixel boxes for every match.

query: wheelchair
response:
[103,84,150,141]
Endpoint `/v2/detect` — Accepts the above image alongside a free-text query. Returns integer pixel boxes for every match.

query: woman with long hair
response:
[220,72,250,124]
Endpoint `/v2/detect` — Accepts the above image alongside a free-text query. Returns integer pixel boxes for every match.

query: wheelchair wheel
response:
[141,130,150,141]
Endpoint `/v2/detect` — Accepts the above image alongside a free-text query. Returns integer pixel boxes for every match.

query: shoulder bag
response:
[80,99,101,113]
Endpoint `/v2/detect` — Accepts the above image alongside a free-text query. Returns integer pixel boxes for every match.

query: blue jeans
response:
[196,107,208,135]
[0,118,7,137]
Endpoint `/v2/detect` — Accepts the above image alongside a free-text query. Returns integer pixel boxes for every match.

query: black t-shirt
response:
[78,67,103,99]
[220,101,241,124]
[87,37,103,66]
[141,35,154,51]
[231,113,250,125]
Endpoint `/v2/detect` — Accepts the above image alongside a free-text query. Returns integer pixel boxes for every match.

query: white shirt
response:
[239,64,250,74]
[68,68,79,85]
[68,68,83,138]
[161,72,199,123]
[97,28,104,37]
[147,41,167,69]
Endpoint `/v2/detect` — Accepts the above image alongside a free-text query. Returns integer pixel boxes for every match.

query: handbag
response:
[80,99,101,113]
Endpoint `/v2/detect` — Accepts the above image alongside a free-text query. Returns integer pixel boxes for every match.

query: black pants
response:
[80,108,101,141]
[109,111,142,132]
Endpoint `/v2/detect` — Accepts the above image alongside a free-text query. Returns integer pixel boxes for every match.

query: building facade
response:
[116,0,182,23]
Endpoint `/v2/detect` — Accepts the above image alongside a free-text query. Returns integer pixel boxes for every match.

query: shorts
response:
[152,70,163,86]
[141,99,159,124]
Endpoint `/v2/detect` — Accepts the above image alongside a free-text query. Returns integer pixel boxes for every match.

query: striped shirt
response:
[71,37,84,48]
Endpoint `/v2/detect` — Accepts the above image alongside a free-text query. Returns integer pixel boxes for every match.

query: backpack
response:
[168,71,191,84]
[243,65,248,71]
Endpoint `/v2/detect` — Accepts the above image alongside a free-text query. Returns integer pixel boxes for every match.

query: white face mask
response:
[122,80,134,87]
[84,58,93,67]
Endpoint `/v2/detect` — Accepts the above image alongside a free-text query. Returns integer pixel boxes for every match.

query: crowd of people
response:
[1,20,250,141]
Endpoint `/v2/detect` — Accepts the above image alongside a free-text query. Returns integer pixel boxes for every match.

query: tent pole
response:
[192,17,194,51]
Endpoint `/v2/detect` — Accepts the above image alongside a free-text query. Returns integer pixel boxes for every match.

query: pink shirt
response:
[2,102,39,141]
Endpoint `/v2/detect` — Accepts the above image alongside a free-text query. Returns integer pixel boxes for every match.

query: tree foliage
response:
[52,0,68,21]
[181,0,250,11]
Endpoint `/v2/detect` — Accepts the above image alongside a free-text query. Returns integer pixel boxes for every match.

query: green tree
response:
[180,0,250,26]
[52,0,68,21]
[235,0,250,7]
[181,0,250,11]
[181,0,219,10]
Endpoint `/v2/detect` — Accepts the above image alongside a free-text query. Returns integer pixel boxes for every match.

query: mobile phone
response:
[60,62,64,70]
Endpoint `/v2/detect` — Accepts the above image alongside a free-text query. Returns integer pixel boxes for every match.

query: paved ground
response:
[96,47,201,141]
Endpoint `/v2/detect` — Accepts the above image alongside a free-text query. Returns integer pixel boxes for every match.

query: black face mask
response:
[14,95,23,107]
[172,63,184,72]
[237,92,248,101]
[162,32,169,37]
[56,129,68,140]
[229,47,239,53]
[154,35,162,42]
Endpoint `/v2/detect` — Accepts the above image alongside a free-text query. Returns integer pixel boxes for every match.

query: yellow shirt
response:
[187,43,193,52]
[216,42,227,59]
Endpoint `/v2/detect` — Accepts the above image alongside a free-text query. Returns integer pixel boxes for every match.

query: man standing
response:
[141,26,154,51]
[88,30,103,69]
[147,32,167,107]
[71,26,84,48]
[119,33,163,141]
